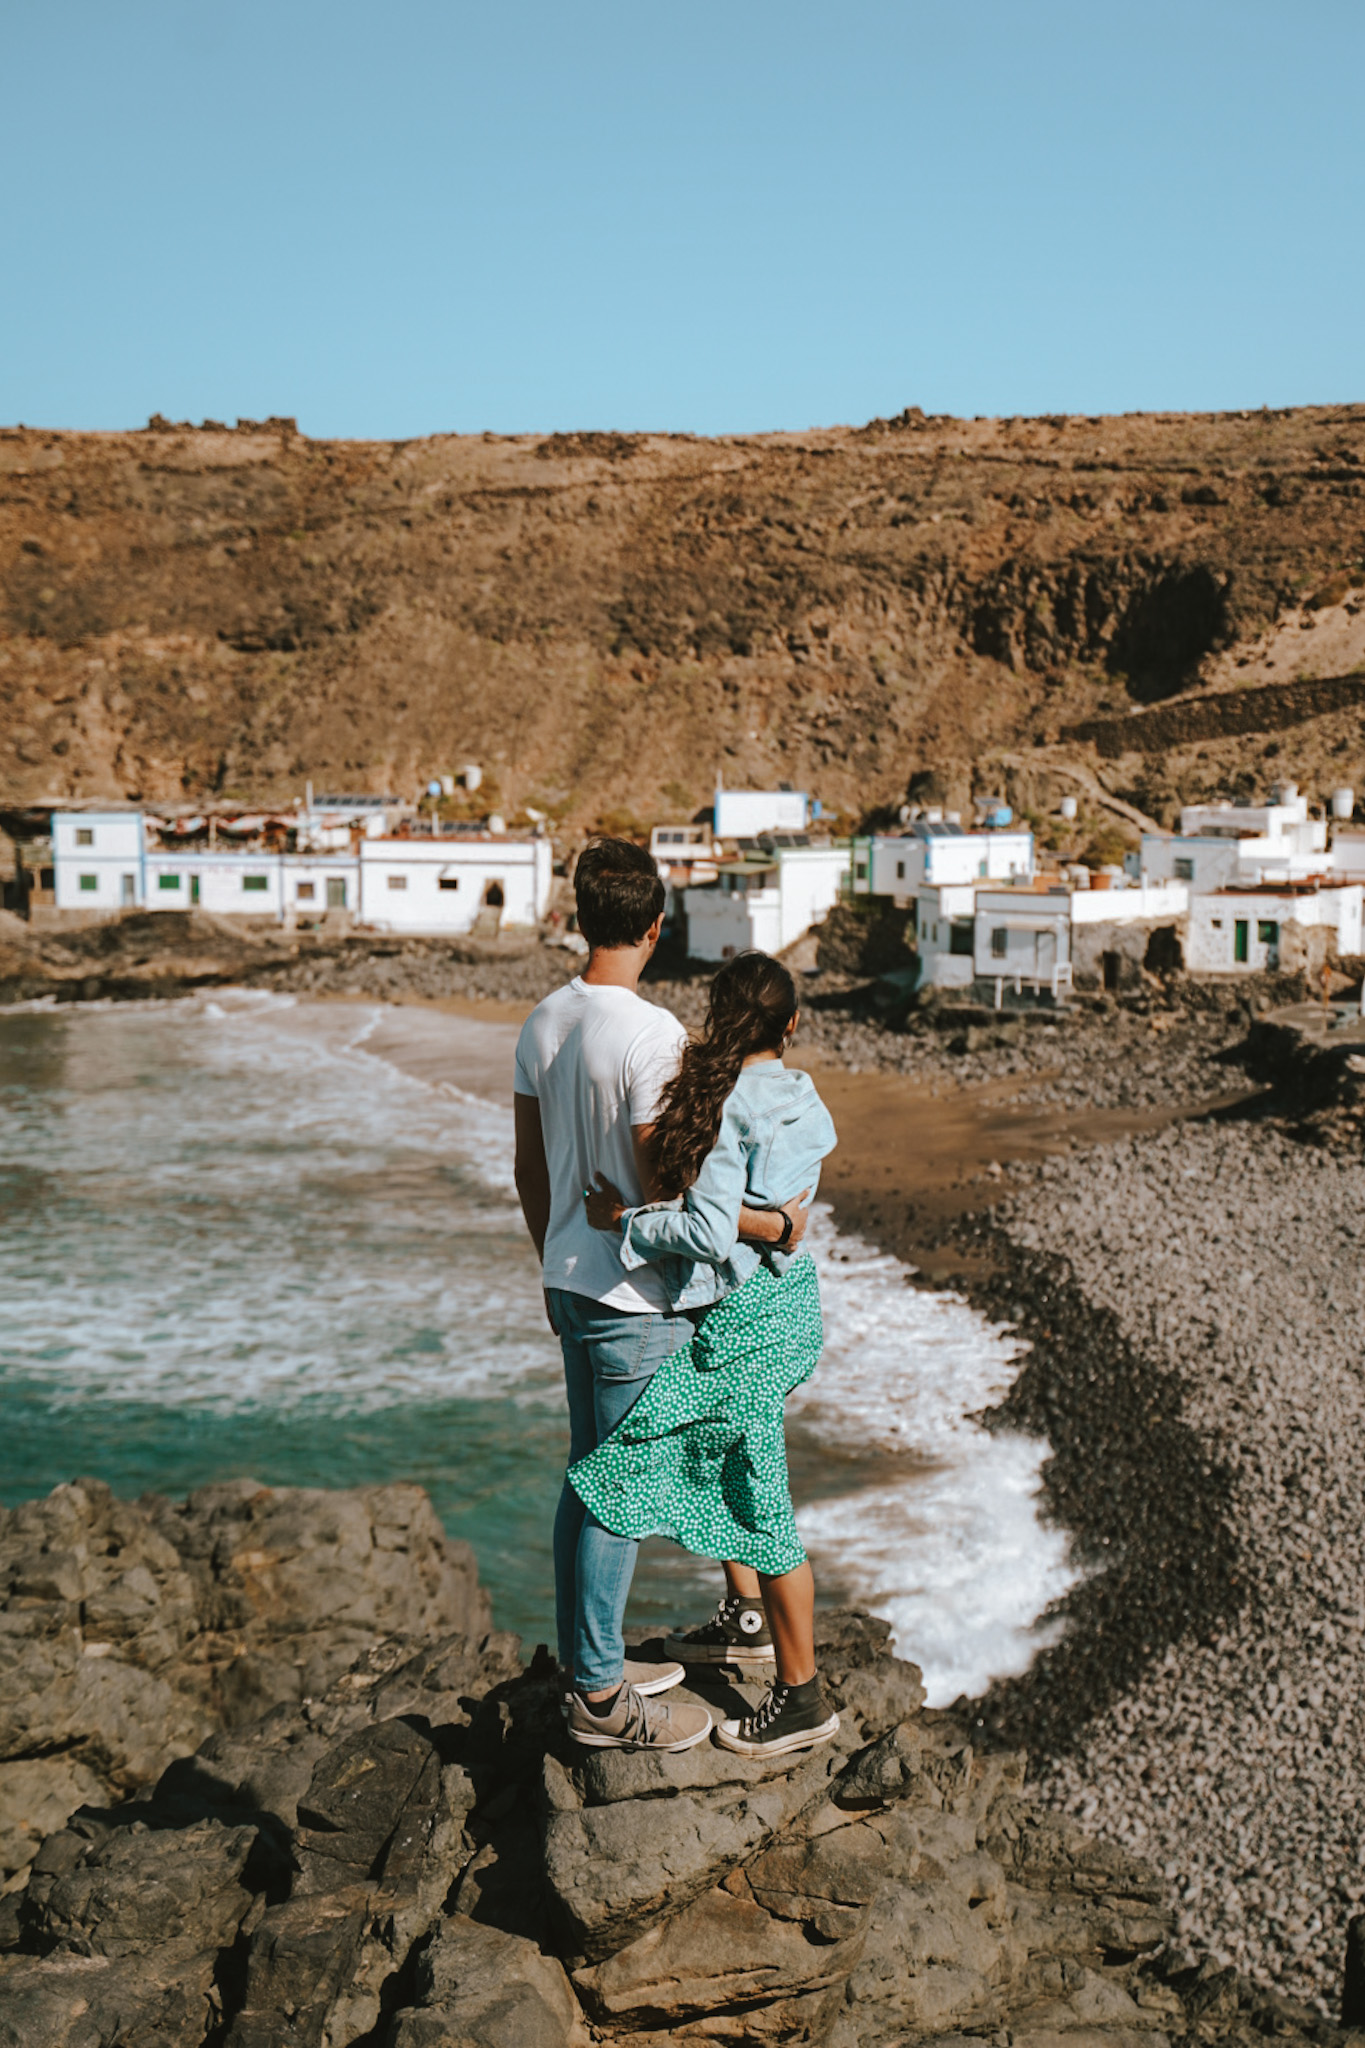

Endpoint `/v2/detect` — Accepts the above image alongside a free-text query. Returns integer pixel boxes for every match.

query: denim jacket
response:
[618,1062,837,1309]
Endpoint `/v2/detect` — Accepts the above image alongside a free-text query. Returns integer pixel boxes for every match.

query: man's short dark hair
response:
[575,838,665,949]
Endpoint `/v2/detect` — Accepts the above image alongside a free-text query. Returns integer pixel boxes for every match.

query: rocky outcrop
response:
[0,1478,490,1893]
[0,909,580,1010]
[0,1481,1353,2048]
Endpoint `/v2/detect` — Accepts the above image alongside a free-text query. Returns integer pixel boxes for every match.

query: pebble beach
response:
[979,1118,1365,2013]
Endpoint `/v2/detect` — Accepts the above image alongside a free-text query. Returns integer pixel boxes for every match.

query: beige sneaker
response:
[559,1657,684,1718]
[567,1683,713,1752]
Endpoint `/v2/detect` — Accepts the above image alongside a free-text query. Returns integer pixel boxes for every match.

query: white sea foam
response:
[0,994,1078,1700]
[789,1206,1075,1703]
[0,995,554,1412]
[316,1002,1081,1700]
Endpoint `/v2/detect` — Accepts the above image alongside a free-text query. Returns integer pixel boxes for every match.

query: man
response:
[514,837,806,1753]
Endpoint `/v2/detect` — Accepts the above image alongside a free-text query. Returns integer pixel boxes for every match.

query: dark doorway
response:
[1143,925,1183,975]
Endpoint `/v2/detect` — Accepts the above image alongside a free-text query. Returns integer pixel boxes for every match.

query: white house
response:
[969,880,1190,997]
[52,811,363,921]
[713,787,811,841]
[912,884,981,988]
[52,810,147,911]
[684,845,850,962]
[282,855,361,915]
[1186,883,1363,975]
[145,851,285,917]
[860,821,1035,900]
[1178,784,1325,849]
[650,824,720,918]
[1140,782,1331,892]
[51,810,553,934]
[357,835,554,934]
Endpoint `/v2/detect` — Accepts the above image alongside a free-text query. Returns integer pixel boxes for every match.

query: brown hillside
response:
[2,405,1363,831]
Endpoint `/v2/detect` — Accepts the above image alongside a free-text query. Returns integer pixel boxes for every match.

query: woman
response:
[574,950,839,1759]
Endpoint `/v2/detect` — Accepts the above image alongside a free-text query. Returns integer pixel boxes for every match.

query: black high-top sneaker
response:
[715,1679,840,1758]
[664,1595,775,1668]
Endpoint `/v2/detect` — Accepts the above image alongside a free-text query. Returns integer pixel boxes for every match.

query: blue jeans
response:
[549,1288,697,1691]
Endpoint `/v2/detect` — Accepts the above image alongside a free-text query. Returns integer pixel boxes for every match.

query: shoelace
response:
[743,1684,790,1735]
[617,1685,677,1744]
[689,1594,741,1639]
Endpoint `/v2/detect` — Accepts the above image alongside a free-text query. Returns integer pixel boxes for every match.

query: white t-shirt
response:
[514,977,688,1312]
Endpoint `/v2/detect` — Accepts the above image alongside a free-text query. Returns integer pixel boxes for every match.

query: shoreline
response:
[352,983,1363,2012]
[7,973,1359,2007]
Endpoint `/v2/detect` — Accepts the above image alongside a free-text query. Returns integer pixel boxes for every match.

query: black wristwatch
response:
[775,1209,795,1249]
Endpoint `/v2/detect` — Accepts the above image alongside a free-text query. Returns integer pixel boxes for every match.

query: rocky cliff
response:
[0,1480,1354,2048]
[2,406,1363,830]
[0,1478,491,1902]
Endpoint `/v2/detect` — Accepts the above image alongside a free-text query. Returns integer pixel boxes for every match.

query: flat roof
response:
[368,833,542,847]
[1206,878,1351,896]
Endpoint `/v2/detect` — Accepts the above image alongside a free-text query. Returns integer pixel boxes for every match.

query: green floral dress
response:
[567,1253,823,1577]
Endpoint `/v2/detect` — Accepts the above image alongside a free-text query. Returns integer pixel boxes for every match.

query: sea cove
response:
[0,990,1073,1704]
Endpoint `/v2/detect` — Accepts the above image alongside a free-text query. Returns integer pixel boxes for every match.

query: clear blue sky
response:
[3,0,1361,437]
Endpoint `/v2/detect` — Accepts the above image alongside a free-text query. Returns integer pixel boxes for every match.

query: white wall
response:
[1333,833,1365,881]
[912,884,978,986]
[145,855,359,914]
[1068,881,1189,924]
[52,811,146,910]
[973,907,1071,981]
[1140,834,1242,892]
[683,846,845,960]
[926,830,1032,886]
[1186,887,1363,972]
[282,858,361,913]
[1343,886,1365,954]
[869,838,922,898]
[868,830,1032,898]
[981,831,1034,883]
[1144,830,1333,890]
[1180,796,1326,846]
[714,789,808,839]
[358,838,553,933]
[774,847,850,950]
[150,855,285,917]
[684,885,783,961]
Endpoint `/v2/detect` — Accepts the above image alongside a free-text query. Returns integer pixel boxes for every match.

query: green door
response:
[327,878,347,909]
[190,876,200,905]
[1234,919,1249,963]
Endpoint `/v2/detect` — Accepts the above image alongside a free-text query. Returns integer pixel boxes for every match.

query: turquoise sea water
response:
[0,995,615,1641]
[0,992,1076,1699]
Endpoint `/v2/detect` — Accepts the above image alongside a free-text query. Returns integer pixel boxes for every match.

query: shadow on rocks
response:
[966,1236,1243,1760]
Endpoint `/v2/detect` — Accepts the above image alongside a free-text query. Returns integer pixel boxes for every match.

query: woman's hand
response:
[584,1172,628,1233]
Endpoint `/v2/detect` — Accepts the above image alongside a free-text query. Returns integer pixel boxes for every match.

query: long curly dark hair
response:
[650,952,798,1196]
